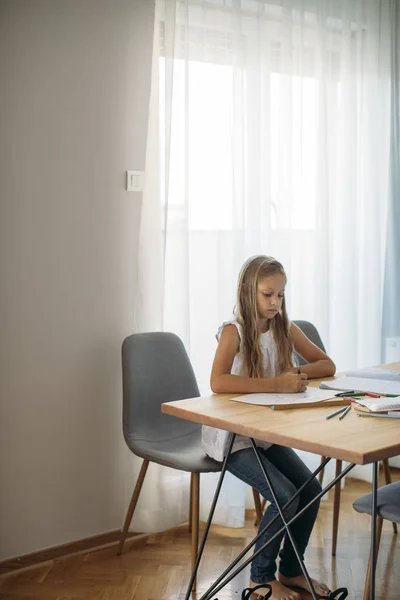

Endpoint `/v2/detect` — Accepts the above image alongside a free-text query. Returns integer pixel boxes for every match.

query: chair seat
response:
[125,429,222,473]
[352,481,400,523]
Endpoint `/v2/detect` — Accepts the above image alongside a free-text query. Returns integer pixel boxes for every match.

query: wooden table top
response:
[162,363,400,465]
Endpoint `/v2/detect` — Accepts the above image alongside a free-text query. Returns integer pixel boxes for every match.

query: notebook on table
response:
[352,397,400,414]
[320,376,400,397]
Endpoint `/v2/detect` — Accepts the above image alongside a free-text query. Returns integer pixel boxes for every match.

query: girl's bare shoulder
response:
[218,323,241,351]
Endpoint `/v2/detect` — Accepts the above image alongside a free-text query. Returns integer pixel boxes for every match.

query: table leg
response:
[332,459,342,556]
[197,449,356,600]
[250,440,319,600]
[184,434,236,600]
[370,461,378,600]
[198,455,332,600]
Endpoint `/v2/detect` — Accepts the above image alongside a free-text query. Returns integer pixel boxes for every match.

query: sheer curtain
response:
[131,0,399,531]
[381,0,400,467]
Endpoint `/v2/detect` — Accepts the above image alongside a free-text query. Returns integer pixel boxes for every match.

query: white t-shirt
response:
[201,318,282,461]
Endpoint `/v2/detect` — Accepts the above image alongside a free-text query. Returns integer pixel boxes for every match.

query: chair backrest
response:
[293,320,326,366]
[353,481,400,523]
[122,332,201,449]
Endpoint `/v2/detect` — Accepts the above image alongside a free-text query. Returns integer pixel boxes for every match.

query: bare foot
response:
[278,574,330,597]
[249,579,301,600]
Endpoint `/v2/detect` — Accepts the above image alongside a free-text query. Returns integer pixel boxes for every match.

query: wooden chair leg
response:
[189,472,193,533]
[190,472,200,591]
[253,488,263,526]
[117,459,149,555]
[318,455,326,484]
[363,516,383,600]
[382,458,398,534]
[332,459,342,556]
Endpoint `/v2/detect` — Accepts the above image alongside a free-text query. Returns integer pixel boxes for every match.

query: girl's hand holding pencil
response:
[274,371,309,393]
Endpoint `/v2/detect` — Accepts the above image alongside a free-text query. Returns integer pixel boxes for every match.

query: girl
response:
[202,255,336,600]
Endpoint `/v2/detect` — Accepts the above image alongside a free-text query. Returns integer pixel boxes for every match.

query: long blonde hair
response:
[235,255,294,378]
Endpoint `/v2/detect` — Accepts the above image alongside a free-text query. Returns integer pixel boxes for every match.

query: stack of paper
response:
[346,367,400,381]
[352,397,400,413]
[320,376,400,396]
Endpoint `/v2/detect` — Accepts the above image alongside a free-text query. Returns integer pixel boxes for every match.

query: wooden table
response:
[162,363,400,600]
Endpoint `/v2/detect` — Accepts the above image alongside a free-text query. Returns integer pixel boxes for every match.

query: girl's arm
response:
[288,323,336,379]
[210,324,307,394]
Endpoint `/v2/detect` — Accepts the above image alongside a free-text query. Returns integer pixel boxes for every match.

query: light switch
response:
[126,170,144,192]
[385,337,400,362]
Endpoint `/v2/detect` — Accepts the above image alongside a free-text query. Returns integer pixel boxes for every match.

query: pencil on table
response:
[339,405,351,420]
[357,412,400,419]
[326,406,347,420]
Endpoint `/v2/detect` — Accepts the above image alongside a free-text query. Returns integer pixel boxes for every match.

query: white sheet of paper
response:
[320,376,400,396]
[231,387,336,406]
[346,367,400,381]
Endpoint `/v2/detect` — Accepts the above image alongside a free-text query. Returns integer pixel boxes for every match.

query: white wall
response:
[0,0,155,560]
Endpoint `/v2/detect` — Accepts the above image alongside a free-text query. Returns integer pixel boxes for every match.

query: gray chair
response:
[353,481,400,600]
[254,321,396,556]
[254,320,328,523]
[294,321,397,556]
[293,320,327,367]
[292,321,347,553]
[117,332,222,590]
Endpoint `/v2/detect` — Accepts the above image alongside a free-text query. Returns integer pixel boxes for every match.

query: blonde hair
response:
[235,255,294,378]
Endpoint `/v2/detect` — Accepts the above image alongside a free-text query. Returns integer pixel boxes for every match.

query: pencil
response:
[326,406,347,420]
[357,412,400,419]
[334,391,364,397]
[338,405,351,420]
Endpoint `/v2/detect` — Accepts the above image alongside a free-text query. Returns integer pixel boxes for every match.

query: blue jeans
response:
[226,444,322,583]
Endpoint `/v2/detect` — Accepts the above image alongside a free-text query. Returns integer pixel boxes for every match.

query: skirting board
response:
[0,530,148,576]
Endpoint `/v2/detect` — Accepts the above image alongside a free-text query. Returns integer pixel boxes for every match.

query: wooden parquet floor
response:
[1,475,399,600]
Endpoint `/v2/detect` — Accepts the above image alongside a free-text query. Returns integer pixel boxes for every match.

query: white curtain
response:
[381,0,400,469]
[131,0,399,531]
